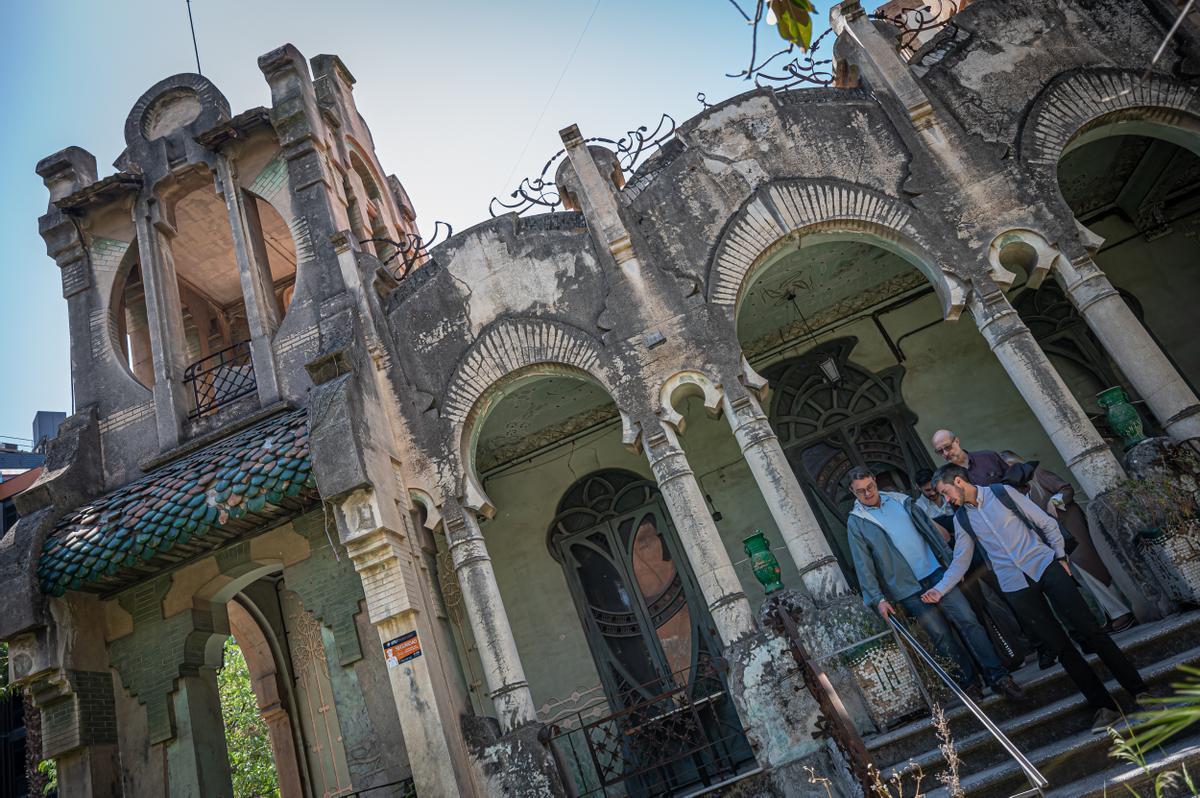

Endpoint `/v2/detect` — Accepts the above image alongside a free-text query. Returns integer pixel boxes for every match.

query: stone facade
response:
[2,1,1200,795]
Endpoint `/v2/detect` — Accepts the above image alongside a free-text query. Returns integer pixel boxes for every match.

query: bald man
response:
[931,429,1008,487]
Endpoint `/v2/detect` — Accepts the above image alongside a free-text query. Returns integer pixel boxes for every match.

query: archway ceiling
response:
[173,188,243,307]
[737,240,920,353]
[475,376,617,473]
[1058,135,1200,222]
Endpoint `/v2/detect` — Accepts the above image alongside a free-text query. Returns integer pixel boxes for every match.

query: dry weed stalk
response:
[868,761,926,797]
[932,703,964,797]
[804,765,835,798]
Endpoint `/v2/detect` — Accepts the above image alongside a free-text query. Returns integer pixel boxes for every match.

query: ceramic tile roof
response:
[38,409,314,596]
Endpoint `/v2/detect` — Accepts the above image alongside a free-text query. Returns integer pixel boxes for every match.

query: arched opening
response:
[165,170,297,417]
[733,236,1074,592]
[110,242,154,388]
[247,191,299,320]
[453,365,754,795]
[1056,120,1200,394]
[206,572,353,798]
[546,469,754,796]
[348,150,393,262]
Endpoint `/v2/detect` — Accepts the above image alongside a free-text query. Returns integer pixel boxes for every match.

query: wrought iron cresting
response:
[183,340,256,419]
[362,220,453,281]
[870,0,959,54]
[489,114,676,218]
[725,0,836,89]
[729,27,837,90]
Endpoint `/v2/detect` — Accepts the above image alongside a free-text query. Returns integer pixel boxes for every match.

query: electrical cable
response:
[496,0,602,200]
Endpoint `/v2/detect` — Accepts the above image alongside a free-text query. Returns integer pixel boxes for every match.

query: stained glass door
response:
[548,470,753,795]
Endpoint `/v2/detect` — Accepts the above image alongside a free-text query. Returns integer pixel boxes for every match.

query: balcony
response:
[183,340,257,419]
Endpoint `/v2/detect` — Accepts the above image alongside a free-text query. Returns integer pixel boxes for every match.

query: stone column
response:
[1057,254,1200,440]
[721,387,850,603]
[165,673,236,798]
[972,289,1125,497]
[132,198,191,449]
[642,422,756,644]
[215,154,283,406]
[442,502,538,730]
[339,491,469,798]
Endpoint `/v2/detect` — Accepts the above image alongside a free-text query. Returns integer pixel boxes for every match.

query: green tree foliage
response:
[769,0,818,49]
[218,638,280,798]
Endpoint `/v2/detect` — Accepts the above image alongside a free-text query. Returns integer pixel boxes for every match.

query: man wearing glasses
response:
[846,467,1025,701]
[932,429,1007,487]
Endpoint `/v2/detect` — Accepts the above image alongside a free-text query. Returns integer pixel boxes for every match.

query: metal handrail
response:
[888,615,1049,798]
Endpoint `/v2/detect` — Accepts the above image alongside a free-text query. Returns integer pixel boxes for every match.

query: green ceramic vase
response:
[1097,386,1147,449]
[743,531,783,594]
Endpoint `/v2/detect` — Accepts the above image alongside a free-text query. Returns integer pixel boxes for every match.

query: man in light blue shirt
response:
[845,467,1022,700]
[924,463,1147,733]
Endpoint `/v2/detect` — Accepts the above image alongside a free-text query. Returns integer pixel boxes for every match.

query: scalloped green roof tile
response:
[38,409,314,596]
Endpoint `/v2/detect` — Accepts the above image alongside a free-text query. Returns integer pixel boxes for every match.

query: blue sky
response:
[0,0,835,446]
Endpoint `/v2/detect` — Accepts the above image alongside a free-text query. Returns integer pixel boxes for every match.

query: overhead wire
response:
[495,0,602,200]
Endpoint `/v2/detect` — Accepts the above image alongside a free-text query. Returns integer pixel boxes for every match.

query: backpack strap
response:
[954,505,977,542]
[988,484,1052,548]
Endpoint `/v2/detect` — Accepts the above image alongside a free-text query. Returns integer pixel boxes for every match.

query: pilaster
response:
[336,489,470,798]
[215,153,283,406]
[132,197,190,450]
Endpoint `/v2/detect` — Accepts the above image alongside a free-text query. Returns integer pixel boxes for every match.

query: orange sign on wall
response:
[383,631,422,668]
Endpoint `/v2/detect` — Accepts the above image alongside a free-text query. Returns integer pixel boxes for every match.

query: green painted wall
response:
[1089,205,1200,392]
[477,428,646,721]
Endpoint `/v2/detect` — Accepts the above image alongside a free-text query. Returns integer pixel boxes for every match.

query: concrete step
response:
[866,610,1200,770]
[1049,730,1200,798]
[923,725,1200,798]
[883,646,1200,784]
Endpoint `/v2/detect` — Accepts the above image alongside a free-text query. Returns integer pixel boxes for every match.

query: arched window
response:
[546,469,753,795]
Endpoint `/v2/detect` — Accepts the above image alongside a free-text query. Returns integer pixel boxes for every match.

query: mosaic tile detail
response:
[39,408,314,596]
[90,237,130,272]
[248,155,289,203]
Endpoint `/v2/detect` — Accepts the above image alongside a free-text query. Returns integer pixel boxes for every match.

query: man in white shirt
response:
[923,464,1147,733]
[913,468,949,529]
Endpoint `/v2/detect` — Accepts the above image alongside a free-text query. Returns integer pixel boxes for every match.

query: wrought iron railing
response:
[183,340,257,419]
[541,662,756,797]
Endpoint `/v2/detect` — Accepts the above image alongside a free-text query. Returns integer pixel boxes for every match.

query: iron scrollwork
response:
[725,0,836,89]
[488,114,676,218]
[362,220,453,281]
[870,0,959,53]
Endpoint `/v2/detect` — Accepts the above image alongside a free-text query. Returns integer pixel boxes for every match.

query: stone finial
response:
[311,54,356,89]
[35,147,98,205]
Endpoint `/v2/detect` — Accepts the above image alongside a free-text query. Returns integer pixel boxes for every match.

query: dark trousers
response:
[960,565,1029,668]
[1006,562,1146,710]
[897,568,1008,689]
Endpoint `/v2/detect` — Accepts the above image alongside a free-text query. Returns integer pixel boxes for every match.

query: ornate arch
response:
[1019,68,1200,169]
[444,318,619,513]
[707,179,966,320]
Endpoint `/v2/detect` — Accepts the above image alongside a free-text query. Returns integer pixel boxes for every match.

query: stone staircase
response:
[865,610,1200,798]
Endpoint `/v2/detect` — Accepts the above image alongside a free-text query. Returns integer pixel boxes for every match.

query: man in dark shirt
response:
[932,429,1007,486]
